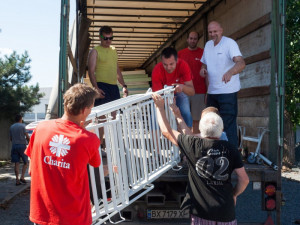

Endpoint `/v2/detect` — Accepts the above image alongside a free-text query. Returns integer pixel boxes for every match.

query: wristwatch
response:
[123,85,127,88]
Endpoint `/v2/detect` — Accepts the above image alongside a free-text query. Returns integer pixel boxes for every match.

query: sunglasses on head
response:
[101,35,113,40]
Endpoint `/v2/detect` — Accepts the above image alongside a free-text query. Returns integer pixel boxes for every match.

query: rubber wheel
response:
[256,157,263,164]
[247,153,256,164]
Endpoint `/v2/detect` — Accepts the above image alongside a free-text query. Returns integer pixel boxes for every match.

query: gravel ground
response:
[0,168,299,225]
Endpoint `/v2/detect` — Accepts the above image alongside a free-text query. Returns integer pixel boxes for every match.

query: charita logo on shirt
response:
[44,134,71,169]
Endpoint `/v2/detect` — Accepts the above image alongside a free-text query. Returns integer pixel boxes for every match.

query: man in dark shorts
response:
[152,93,249,225]
[88,25,128,146]
[10,114,30,185]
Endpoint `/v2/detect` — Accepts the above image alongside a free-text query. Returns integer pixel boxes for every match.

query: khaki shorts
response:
[189,94,206,121]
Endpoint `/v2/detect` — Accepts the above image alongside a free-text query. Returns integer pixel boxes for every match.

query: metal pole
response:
[277,0,285,224]
[58,0,69,117]
[76,0,80,83]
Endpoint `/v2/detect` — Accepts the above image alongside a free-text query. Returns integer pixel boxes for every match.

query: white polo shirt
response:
[201,36,242,94]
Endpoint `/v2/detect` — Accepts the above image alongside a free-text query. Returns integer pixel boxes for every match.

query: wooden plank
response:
[118,84,150,89]
[244,50,270,65]
[83,78,93,87]
[208,0,272,38]
[237,24,271,58]
[119,90,148,96]
[122,74,149,79]
[68,43,77,73]
[239,59,271,89]
[230,13,271,41]
[238,95,270,117]
[124,77,151,82]
[238,86,270,98]
[233,164,278,182]
[123,81,151,85]
[122,70,146,75]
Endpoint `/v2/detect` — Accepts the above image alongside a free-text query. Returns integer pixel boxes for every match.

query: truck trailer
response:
[51,0,285,224]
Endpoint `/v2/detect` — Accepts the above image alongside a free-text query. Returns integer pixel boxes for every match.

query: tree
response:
[0,51,44,121]
[286,0,300,128]
[282,0,300,167]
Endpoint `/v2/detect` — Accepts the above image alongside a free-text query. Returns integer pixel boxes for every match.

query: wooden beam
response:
[238,86,270,98]
[86,6,197,12]
[230,13,271,41]
[245,50,271,65]
[142,0,223,68]
[68,43,77,73]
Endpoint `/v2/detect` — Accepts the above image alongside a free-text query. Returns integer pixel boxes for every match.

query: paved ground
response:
[0,162,31,207]
[0,161,300,225]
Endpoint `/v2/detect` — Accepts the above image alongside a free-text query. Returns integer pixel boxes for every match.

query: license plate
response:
[147,209,189,219]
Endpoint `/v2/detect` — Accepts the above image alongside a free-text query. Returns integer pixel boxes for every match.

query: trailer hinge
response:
[279,137,283,147]
[280,14,285,26]
[61,79,65,92]
[63,4,67,17]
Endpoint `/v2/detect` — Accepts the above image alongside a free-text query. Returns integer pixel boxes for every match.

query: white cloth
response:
[201,36,242,94]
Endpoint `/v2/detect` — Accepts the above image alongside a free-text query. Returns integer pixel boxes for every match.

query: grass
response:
[0,161,9,167]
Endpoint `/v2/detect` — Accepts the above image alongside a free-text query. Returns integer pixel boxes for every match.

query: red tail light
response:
[265,197,276,211]
[263,182,277,211]
[265,184,276,197]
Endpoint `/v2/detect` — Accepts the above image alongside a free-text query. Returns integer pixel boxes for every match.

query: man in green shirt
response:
[88,25,128,105]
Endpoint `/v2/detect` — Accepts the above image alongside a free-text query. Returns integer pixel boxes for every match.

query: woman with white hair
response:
[152,93,249,225]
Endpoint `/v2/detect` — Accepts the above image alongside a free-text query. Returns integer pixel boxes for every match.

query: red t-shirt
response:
[178,47,207,94]
[25,119,101,225]
[151,58,192,92]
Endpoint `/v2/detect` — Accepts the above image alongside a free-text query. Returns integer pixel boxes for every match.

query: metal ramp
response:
[85,86,180,224]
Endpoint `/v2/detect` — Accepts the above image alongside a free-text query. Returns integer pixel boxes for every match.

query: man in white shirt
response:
[200,21,245,148]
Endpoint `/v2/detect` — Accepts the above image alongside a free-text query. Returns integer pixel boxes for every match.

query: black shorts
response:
[95,82,120,106]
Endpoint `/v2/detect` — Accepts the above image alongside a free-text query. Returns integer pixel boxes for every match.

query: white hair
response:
[200,112,223,138]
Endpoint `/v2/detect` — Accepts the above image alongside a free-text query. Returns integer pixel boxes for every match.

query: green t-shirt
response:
[94,45,118,85]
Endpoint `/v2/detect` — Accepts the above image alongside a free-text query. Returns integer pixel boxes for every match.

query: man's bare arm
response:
[117,65,128,97]
[87,49,105,98]
[25,132,30,143]
[222,56,246,83]
[200,63,208,78]
[170,102,193,135]
[233,167,249,205]
[183,80,195,96]
[172,80,195,96]
[152,93,180,146]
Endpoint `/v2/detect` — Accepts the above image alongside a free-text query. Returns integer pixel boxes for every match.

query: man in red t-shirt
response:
[178,31,207,133]
[152,47,195,128]
[25,83,101,225]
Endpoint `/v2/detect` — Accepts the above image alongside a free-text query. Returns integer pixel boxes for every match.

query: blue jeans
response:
[11,144,28,164]
[175,92,193,128]
[207,92,238,148]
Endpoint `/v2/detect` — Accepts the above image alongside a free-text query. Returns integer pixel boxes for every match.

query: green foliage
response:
[0,51,44,121]
[286,0,300,128]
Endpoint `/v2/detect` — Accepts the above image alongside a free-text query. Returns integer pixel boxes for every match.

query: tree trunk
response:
[283,110,295,167]
[0,118,12,160]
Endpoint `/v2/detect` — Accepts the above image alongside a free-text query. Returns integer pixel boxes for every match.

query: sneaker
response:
[20,178,27,184]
